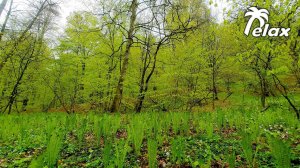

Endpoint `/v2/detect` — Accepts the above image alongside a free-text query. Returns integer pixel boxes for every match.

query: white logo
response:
[244,7,290,37]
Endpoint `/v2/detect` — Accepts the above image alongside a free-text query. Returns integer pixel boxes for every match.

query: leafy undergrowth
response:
[0,108,299,168]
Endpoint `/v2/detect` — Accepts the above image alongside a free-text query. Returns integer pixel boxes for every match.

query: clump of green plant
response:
[226,111,235,128]
[45,132,63,167]
[144,113,166,147]
[162,112,172,133]
[18,119,27,143]
[30,132,63,168]
[171,113,181,135]
[45,118,57,143]
[232,109,246,129]
[93,117,102,146]
[77,116,87,145]
[205,123,214,138]
[196,119,206,133]
[102,114,121,138]
[65,114,76,132]
[103,138,113,167]
[147,113,162,136]
[215,109,225,129]
[267,135,291,168]
[29,154,44,168]
[171,137,186,164]
[180,112,190,135]
[148,138,157,168]
[114,139,130,168]
[226,147,236,168]
[128,116,144,156]
[248,121,261,142]
[240,131,255,167]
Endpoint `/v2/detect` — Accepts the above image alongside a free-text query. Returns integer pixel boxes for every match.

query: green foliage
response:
[205,123,214,139]
[128,115,145,155]
[76,116,87,145]
[171,137,186,164]
[267,135,292,168]
[240,131,255,167]
[0,108,299,167]
[171,112,181,135]
[30,132,63,168]
[181,112,191,135]
[215,109,225,129]
[114,139,130,168]
[102,114,121,138]
[44,132,63,167]
[148,138,158,168]
[0,0,298,119]
[227,149,236,168]
[103,138,113,168]
[93,117,102,146]
[66,114,77,132]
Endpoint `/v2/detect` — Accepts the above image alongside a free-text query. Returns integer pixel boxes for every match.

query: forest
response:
[0,0,299,167]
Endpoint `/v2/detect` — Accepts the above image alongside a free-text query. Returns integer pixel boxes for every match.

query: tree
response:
[0,0,52,71]
[0,0,59,114]
[0,0,8,17]
[48,12,104,113]
[231,0,300,112]
[133,0,209,112]
[0,0,13,41]
[111,0,138,112]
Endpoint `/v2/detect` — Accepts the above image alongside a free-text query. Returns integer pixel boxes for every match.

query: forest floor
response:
[0,105,299,168]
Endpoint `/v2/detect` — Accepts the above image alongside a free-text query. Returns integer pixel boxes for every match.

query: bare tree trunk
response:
[211,54,218,110]
[105,58,114,110]
[212,55,218,100]
[0,0,13,41]
[135,40,162,113]
[135,35,151,113]
[0,0,8,17]
[110,0,138,113]
[135,94,145,113]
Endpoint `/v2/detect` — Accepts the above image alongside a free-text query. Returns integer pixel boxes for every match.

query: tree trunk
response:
[0,0,8,17]
[135,35,150,113]
[110,0,138,113]
[135,41,162,113]
[212,54,218,110]
[135,94,145,113]
[105,55,116,111]
[0,0,13,41]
